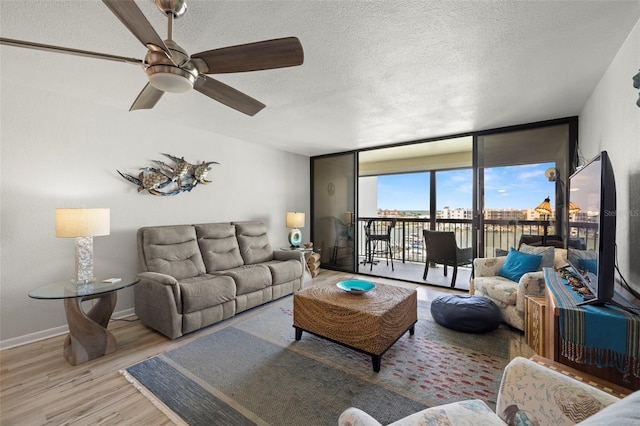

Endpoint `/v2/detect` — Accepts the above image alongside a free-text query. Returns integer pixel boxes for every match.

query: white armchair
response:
[338,356,639,426]
[471,248,567,331]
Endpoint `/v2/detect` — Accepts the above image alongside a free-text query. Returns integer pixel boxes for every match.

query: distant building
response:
[378,208,400,217]
[441,206,472,220]
[484,209,526,221]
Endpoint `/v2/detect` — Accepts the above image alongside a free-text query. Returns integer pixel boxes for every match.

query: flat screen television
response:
[567,151,616,306]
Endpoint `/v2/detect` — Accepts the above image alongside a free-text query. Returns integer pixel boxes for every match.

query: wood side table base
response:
[63,293,117,366]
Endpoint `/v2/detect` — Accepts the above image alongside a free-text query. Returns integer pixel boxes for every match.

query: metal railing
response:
[356,217,597,264]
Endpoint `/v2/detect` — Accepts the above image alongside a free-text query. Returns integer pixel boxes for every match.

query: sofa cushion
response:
[264,259,303,285]
[234,221,274,264]
[195,223,245,272]
[498,248,542,282]
[138,225,206,280]
[222,264,272,295]
[179,275,236,314]
[519,243,554,269]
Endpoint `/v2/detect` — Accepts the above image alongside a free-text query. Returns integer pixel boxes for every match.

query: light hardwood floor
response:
[0,270,531,425]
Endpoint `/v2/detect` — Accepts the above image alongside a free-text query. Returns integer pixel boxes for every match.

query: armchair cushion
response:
[497,248,542,282]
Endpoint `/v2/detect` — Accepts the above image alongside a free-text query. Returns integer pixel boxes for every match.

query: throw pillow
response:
[495,248,509,257]
[519,243,554,269]
[498,248,543,282]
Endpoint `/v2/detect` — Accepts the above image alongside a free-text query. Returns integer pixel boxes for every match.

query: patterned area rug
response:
[123,296,514,425]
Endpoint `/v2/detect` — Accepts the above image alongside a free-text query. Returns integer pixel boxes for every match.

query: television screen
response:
[567,151,616,305]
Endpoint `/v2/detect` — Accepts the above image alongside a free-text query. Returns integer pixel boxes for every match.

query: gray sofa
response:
[134,221,304,339]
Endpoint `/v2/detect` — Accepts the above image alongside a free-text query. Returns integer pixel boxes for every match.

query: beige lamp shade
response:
[534,197,552,216]
[286,212,305,228]
[56,208,110,237]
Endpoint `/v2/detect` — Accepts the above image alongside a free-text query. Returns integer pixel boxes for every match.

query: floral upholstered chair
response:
[338,356,639,426]
[470,246,567,331]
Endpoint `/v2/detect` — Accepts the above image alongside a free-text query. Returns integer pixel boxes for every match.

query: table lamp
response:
[286,212,305,248]
[56,208,110,284]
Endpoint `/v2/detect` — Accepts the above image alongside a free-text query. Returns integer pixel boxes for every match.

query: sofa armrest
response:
[134,272,184,339]
[338,407,383,426]
[139,271,179,286]
[473,256,507,277]
[273,249,305,264]
[496,357,619,425]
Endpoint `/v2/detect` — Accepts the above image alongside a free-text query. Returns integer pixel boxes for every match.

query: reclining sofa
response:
[134,221,304,339]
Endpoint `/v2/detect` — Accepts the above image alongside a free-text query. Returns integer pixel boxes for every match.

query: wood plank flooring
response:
[0,270,530,425]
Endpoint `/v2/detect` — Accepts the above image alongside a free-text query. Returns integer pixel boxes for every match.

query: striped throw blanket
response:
[544,268,640,380]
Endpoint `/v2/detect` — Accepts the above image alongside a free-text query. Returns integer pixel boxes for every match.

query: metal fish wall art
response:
[118,153,219,196]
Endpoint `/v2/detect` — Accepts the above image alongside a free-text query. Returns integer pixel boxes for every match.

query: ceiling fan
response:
[0,0,304,116]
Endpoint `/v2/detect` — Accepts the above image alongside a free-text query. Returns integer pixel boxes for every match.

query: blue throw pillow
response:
[498,248,543,282]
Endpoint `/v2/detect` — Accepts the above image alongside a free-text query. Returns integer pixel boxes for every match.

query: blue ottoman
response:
[431,294,501,333]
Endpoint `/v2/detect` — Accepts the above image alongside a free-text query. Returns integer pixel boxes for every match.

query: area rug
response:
[122,296,513,426]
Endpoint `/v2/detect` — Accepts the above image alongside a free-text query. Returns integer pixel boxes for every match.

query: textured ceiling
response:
[1,1,639,157]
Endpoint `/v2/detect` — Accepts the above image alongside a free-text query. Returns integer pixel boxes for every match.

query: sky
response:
[377,162,557,211]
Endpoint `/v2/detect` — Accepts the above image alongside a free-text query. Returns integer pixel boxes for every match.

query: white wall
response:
[579,18,640,293]
[0,83,309,347]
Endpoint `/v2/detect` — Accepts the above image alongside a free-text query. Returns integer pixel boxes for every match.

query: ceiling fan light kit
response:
[147,68,195,93]
[0,0,304,115]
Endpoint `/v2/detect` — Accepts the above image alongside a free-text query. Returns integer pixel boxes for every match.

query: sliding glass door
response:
[311,152,357,272]
[311,118,577,286]
[475,122,576,257]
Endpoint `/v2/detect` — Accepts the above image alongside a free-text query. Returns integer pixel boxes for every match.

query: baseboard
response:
[0,307,135,351]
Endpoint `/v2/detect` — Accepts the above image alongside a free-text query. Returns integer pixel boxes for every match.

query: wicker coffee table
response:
[293,281,417,372]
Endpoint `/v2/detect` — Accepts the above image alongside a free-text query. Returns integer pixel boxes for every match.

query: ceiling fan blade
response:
[194,76,265,116]
[192,37,304,74]
[129,83,164,111]
[0,37,142,65]
[102,0,169,56]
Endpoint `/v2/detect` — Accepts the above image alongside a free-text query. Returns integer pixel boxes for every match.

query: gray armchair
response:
[422,230,473,288]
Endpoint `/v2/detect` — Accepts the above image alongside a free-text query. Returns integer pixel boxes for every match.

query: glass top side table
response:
[29,276,140,365]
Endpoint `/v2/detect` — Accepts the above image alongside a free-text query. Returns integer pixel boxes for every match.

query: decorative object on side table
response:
[117,153,219,196]
[307,251,321,278]
[56,208,110,284]
[286,212,305,248]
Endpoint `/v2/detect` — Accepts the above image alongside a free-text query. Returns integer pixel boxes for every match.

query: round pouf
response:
[431,295,501,333]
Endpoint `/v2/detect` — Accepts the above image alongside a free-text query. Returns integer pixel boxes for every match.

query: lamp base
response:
[75,236,95,284]
[288,228,302,248]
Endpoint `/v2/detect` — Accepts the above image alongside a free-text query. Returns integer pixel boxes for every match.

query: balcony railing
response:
[356,217,597,265]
